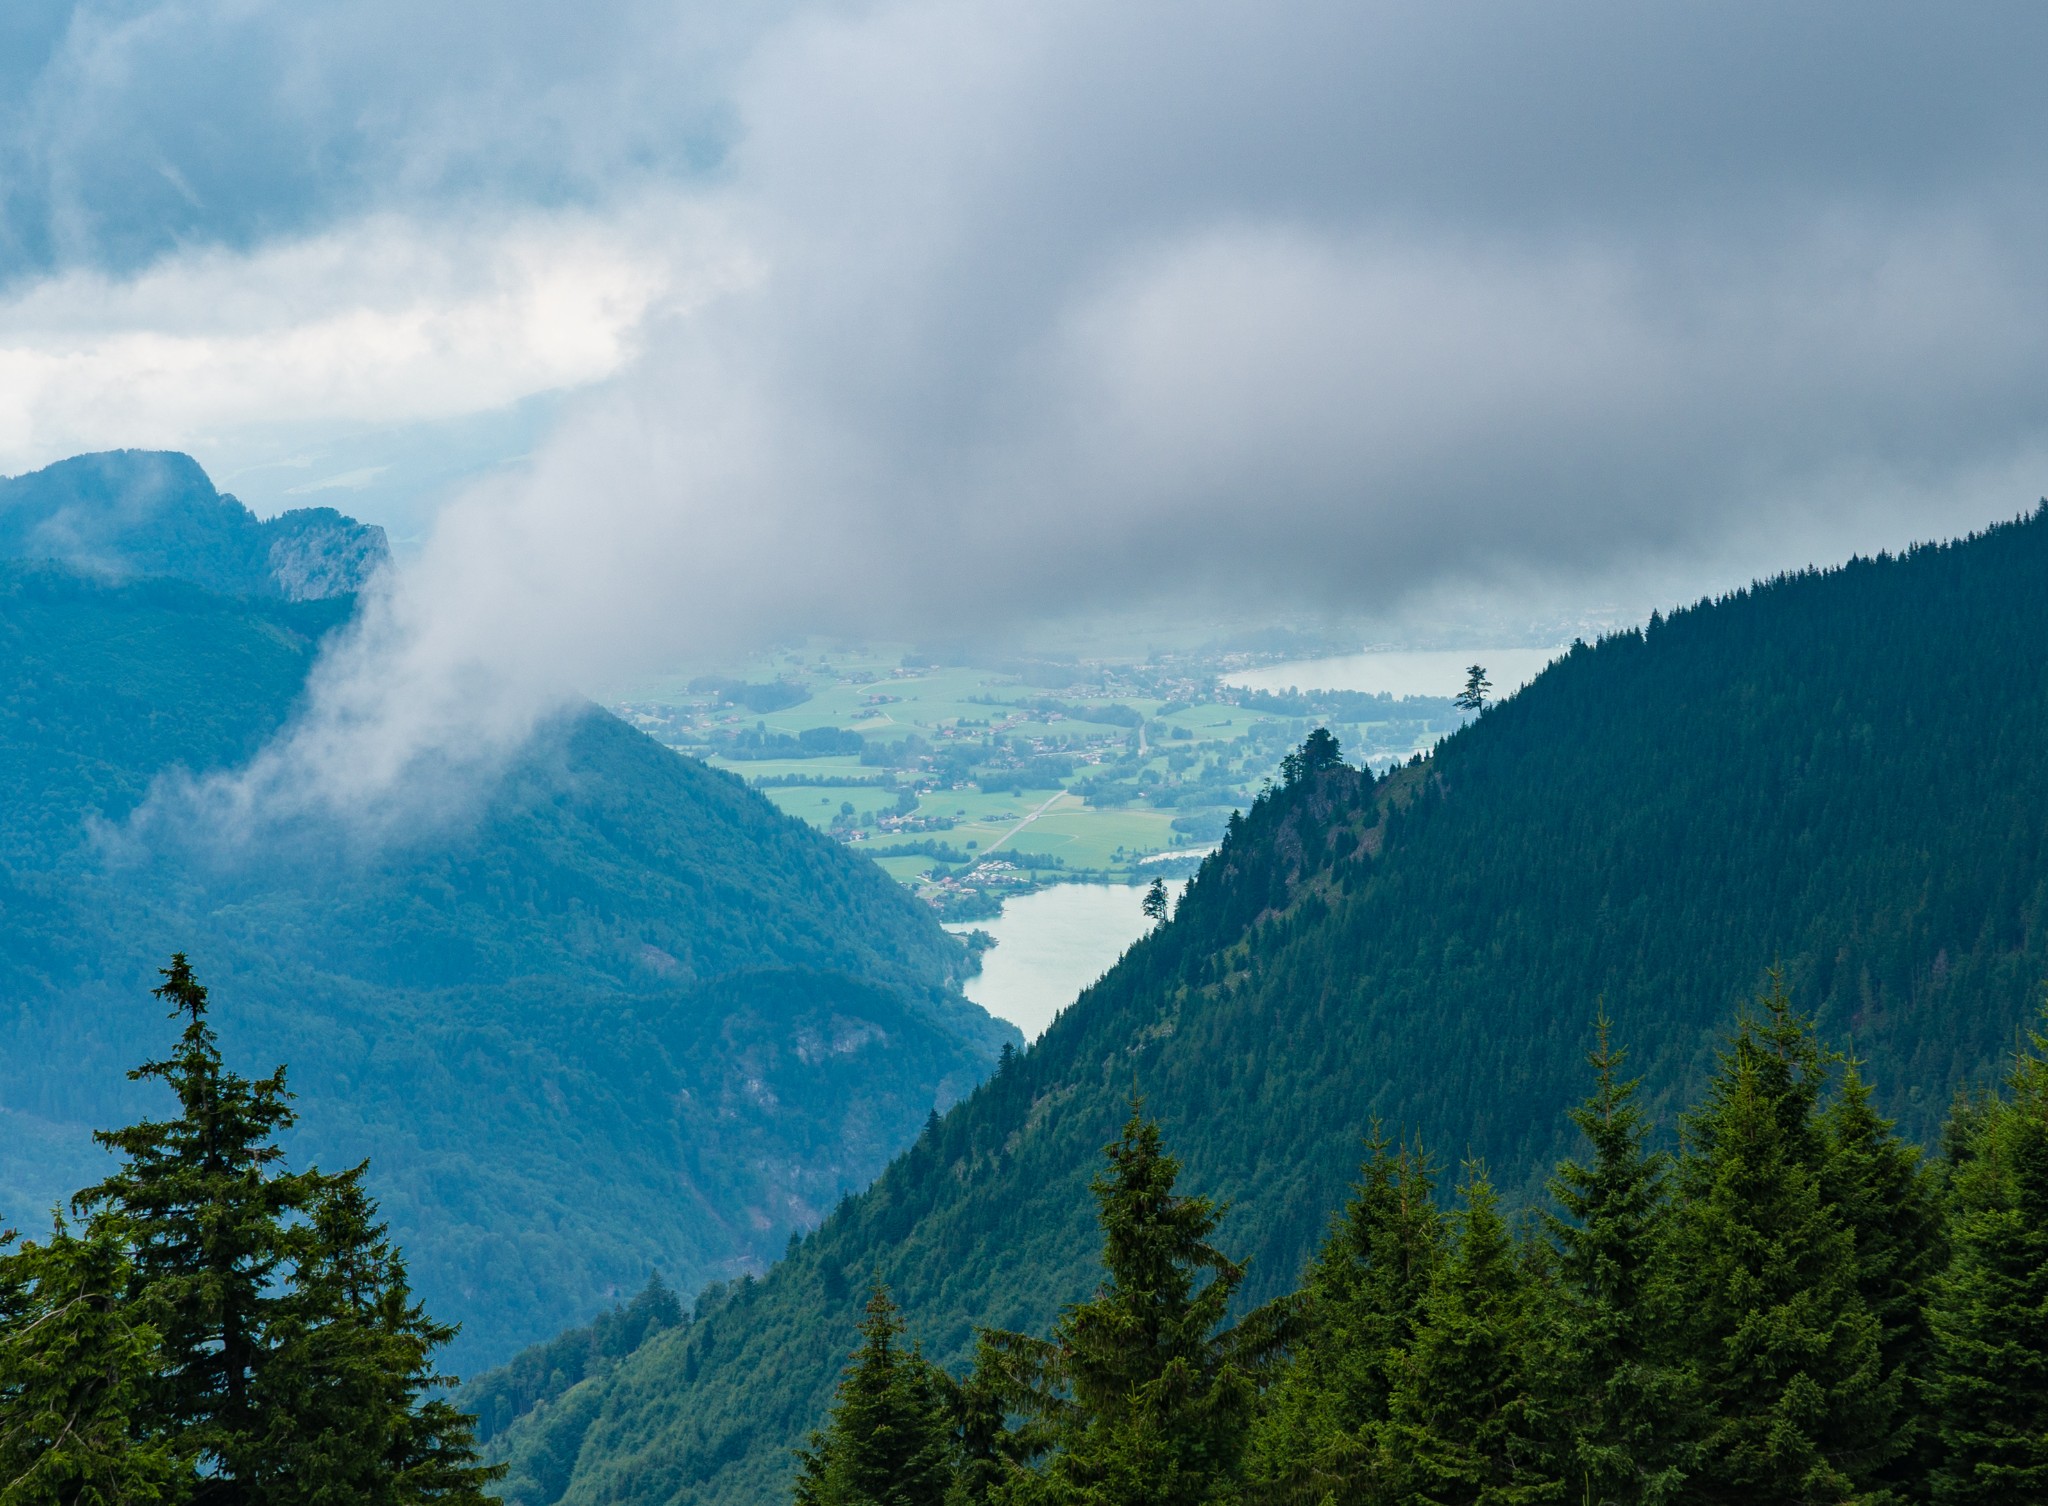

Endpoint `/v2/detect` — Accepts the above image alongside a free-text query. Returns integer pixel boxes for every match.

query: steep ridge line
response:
[477,507,2048,1506]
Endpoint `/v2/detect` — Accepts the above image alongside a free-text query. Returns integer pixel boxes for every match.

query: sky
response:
[6,0,2048,817]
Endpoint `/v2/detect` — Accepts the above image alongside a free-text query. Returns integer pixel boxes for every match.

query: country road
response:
[981,789,1070,856]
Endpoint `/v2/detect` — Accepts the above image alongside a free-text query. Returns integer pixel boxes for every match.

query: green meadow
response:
[611,640,1468,903]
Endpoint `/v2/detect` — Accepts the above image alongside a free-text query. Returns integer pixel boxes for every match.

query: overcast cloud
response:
[7,0,2048,818]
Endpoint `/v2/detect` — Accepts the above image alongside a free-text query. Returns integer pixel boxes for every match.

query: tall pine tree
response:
[74,956,325,1500]
[248,1171,498,1504]
[1543,1019,1686,1506]
[793,1282,954,1506]
[978,1108,1290,1506]
[1819,1058,1944,1498]
[43,955,499,1505]
[1663,977,1894,1503]
[1382,1167,1559,1506]
[1245,1126,1442,1501]
[1927,1007,2048,1504]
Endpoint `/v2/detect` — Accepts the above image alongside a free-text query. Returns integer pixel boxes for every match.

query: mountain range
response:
[0,451,1016,1367]
[471,505,2048,1505]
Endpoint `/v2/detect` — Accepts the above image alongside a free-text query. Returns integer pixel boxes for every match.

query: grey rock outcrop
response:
[262,507,390,600]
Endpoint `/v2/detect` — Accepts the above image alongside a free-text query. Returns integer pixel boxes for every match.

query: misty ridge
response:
[0,448,1015,1371]
[0,449,536,858]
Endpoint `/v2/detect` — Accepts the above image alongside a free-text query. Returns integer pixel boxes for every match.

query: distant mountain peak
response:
[0,449,389,600]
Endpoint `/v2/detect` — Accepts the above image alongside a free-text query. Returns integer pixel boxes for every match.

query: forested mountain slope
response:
[0,537,1010,1367]
[481,508,2048,1506]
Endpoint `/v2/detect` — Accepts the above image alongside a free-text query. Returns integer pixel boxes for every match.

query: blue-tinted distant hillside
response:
[0,456,1015,1368]
[0,449,388,600]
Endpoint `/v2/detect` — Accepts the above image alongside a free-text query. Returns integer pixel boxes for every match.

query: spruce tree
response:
[1542,1019,1685,1506]
[0,1219,186,1504]
[56,956,498,1505]
[247,1172,499,1504]
[978,1108,1289,1506]
[74,955,326,1500]
[945,1352,1019,1506]
[1382,1167,1558,1506]
[1245,1126,1442,1500]
[1663,977,1894,1503]
[1927,1010,2048,1503]
[793,1282,954,1506]
[1820,1058,1944,1496]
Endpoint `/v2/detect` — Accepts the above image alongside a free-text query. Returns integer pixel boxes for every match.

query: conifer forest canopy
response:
[470,509,2048,1504]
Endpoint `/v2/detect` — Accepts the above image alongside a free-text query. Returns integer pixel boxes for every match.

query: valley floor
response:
[609,637,1536,918]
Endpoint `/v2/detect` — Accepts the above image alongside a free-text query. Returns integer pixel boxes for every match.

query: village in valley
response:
[611,638,1481,919]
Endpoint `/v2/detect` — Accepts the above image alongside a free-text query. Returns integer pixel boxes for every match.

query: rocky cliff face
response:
[0,450,388,600]
[261,507,390,600]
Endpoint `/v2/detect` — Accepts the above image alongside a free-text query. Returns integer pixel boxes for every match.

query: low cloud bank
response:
[6,1,2044,822]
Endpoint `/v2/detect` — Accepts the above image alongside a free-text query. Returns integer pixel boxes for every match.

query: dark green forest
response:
[793,984,2048,1504]
[0,537,1011,1367]
[472,509,2048,1505]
